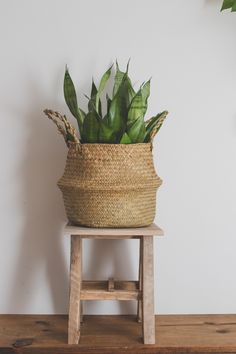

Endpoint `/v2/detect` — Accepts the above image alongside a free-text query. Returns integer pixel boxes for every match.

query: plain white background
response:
[0,0,235,315]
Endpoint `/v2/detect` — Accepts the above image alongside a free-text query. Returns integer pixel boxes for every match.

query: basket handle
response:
[43,109,80,148]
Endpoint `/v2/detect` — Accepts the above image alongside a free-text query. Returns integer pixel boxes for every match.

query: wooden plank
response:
[80,235,140,239]
[80,243,83,325]
[82,280,139,291]
[68,235,82,344]
[142,235,155,344]
[81,280,140,299]
[108,278,115,292]
[1,314,236,353]
[81,289,140,301]
[80,301,83,324]
[137,237,143,323]
[65,223,164,237]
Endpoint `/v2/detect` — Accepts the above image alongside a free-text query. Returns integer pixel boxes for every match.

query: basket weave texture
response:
[58,143,162,228]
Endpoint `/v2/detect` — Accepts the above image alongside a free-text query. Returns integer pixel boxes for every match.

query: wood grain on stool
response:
[65,223,163,345]
[142,235,155,344]
[68,235,82,344]
[137,237,143,323]
[108,278,115,292]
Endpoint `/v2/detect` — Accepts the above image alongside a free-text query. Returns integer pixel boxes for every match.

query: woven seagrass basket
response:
[57,142,162,228]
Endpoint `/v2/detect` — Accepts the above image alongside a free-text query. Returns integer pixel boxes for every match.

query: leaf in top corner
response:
[231,0,236,10]
[221,0,234,10]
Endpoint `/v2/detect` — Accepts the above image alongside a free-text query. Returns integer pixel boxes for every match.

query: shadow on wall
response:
[6,79,137,314]
[6,81,69,313]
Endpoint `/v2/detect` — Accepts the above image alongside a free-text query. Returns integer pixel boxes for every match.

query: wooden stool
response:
[65,223,164,345]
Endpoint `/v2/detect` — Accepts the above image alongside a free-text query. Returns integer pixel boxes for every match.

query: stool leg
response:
[68,235,82,344]
[80,244,84,324]
[80,301,83,324]
[137,237,143,323]
[142,235,155,344]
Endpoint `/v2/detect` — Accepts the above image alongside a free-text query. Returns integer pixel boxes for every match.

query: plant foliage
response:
[221,0,236,11]
[45,62,168,145]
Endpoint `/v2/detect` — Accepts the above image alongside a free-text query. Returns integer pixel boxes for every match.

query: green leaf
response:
[107,75,130,141]
[78,108,86,122]
[141,80,151,116]
[120,132,132,144]
[95,65,113,113]
[89,80,102,116]
[113,61,125,97]
[64,67,77,117]
[221,0,234,10]
[98,120,116,143]
[127,116,146,143]
[63,67,83,132]
[113,61,135,105]
[145,111,165,130]
[231,0,236,10]
[144,111,168,142]
[81,112,99,143]
[127,80,150,126]
[106,94,111,114]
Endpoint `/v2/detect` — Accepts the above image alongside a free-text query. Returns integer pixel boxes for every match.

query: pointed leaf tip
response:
[116,59,119,70]
[126,58,131,73]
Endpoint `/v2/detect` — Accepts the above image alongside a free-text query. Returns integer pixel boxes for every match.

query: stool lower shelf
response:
[82,280,141,301]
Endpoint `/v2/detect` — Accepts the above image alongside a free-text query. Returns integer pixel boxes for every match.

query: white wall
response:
[0,0,235,315]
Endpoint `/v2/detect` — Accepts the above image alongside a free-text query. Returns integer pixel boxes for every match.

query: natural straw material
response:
[58,143,162,228]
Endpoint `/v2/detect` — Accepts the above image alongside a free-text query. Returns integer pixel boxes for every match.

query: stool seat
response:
[65,223,164,345]
[66,223,163,237]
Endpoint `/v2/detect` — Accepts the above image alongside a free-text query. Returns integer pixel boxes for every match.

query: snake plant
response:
[221,0,236,11]
[44,62,168,145]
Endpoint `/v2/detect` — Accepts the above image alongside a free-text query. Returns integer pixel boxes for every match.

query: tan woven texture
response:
[58,143,162,228]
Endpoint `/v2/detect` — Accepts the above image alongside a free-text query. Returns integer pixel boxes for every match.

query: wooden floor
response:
[0,314,236,353]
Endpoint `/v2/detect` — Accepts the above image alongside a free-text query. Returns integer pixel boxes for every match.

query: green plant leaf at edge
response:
[221,0,235,10]
[231,0,236,10]
[63,67,84,134]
